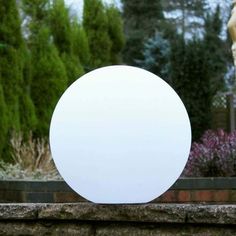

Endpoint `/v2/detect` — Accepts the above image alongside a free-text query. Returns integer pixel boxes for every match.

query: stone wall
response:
[0,203,236,235]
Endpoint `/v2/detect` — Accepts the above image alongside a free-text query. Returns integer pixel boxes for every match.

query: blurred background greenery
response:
[0,0,235,178]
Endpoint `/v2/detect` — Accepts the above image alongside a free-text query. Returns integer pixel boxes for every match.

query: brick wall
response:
[0,178,236,203]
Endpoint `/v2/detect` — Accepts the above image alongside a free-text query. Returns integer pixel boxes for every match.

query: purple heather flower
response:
[183,129,236,177]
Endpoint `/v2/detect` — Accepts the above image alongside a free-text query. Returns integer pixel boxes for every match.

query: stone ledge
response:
[0,203,236,225]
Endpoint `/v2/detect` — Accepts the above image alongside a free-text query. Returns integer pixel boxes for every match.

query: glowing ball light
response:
[50,65,191,204]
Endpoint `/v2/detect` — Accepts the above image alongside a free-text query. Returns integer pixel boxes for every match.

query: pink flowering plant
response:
[183,129,236,177]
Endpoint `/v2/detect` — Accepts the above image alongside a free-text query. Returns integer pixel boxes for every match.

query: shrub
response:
[183,129,236,177]
[83,0,111,68]
[0,132,61,180]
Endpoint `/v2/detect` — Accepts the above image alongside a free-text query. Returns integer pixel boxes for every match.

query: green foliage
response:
[30,27,67,137]
[19,44,38,137]
[122,0,164,36]
[122,0,164,65]
[0,0,120,162]
[61,52,84,85]
[0,47,21,131]
[137,32,171,81]
[106,5,125,64]
[22,0,67,137]
[71,19,90,69]
[171,37,212,141]
[162,0,207,38]
[0,0,37,160]
[22,0,50,28]
[122,31,144,66]
[50,0,72,54]
[0,86,8,157]
[0,0,24,132]
[83,0,112,69]
[158,3,227,141]
[19,91,37,136]
[0,0,24,48]
[0,0,230,165]
[204,5,226,93]
[50,0,84,85]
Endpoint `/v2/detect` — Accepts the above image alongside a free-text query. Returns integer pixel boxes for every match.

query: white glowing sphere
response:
[50,65,191,204]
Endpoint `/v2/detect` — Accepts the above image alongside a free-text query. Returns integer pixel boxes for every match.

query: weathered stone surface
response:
[1,203,236,225]
[0,203,38,219]
[96,224,236,236]
[0,203,236,235]
[187,204,236,224]
[38,203,186,223]
[0,222,92,236]
[1,222,236,236]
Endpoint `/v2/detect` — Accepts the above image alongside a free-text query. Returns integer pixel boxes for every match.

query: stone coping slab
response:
[0,203,236,225]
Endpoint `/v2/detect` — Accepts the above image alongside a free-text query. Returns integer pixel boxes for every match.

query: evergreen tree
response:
[19,91,37,137]
[23,0,67,137]
[0,47,20,132]
[123,0,164,36]
[19,48,38,136]
[162,0,207,38]
[122,0,164,65]
[71,18,90,71]
[169,3,229,140]
[31,27,67,136]
[137,32,171,81]
[0,85,8,157]
[0,0,38,159]
[0,0,23,132]
[50,0,71,54]
[83,0,112,69]
[50,0,84,85]
[106,4,125,64]
[204,5,226,94]
[171,37,212,141]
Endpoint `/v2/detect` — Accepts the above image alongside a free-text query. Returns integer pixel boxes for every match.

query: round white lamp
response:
[50,65,191,204]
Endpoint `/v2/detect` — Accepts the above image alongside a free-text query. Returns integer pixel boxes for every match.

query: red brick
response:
[229,190,236,202]
[177,190,191,202]
[213,190,229,202]
[192,190,214,202]
[53,192,86,203]
[159,190,177,203]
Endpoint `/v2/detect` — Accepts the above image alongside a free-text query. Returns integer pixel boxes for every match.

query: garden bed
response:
[1,177,236,203]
